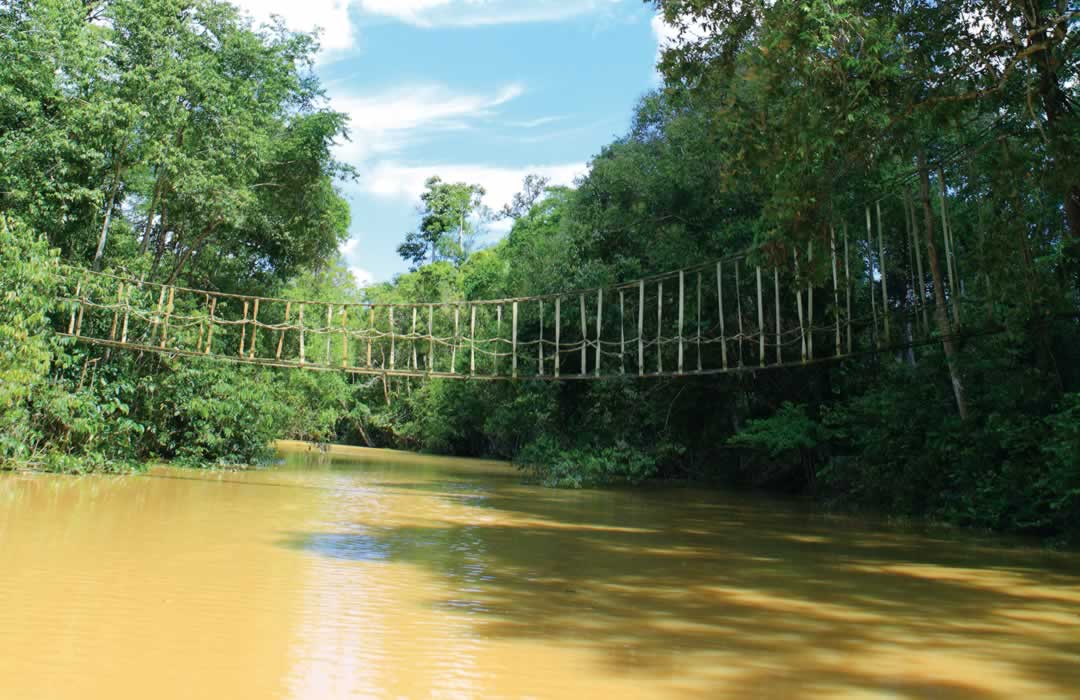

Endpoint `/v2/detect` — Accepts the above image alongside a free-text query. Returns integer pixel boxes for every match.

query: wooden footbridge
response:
[57,202,964,381]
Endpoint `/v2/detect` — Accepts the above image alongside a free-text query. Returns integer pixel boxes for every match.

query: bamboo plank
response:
[205,297,217,355]
[757,265,765,367]
[595,289,603,377]
[249,299,260,359]
[298,303,306,365]
[580,294,587,376]
[512,301,519,379]
[638,281,644,376]
[239,301,249,357]
[718,262,727,370]
[678,270,685,374]
[277,302,291,360]
[556,297,562,378]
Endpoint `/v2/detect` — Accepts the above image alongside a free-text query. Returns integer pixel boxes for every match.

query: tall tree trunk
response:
[140,172,165,255]
[918,151,969,420]
[166,218,221,286]
[93,158,124,270]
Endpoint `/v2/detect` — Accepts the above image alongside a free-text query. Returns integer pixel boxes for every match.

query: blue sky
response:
[232,0,673,285]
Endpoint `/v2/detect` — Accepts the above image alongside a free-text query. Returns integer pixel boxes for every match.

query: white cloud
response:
[359,0,619,28]
[349,266,375,287]
[232,0,359,52]
[332,83,525,163]
[360,161,587,211]
[339,237,360,256]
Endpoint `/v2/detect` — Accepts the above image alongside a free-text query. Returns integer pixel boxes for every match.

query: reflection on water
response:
[2,443,1079,699]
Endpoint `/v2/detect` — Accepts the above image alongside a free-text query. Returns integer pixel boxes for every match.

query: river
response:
[1,443,1078,699]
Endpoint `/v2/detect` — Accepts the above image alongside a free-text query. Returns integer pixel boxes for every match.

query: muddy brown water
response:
[1,443,1078,699]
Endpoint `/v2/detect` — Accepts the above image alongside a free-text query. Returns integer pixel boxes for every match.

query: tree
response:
[398,176,488,269]
[500,174,551,220]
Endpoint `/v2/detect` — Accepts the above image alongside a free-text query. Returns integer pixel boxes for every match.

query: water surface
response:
[1,444,1078,699]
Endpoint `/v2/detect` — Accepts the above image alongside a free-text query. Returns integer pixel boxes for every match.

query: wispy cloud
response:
[359,0,621,28]
[360,161,587,212]
[505,115,567,129]
[232,0,360,52]
[332,83,526,163]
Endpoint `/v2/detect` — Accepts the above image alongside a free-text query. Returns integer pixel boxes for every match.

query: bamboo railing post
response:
[556,297,562,378]
[298,303,306,365]
[469,305,476,375]
[696,272,703,372]
[75,281,90,338]
[512,301,519,379]
[411,306,418,370]
[239,301,250,357]
[717,262,727,370]
[795,250,807,363]
[205,296,217,355]
[341,306,350,368]
[161,287,175,351]
[68,280,82,335]
[495,305,502,376]
[389,306,396,370]
[756,265,765,367]
[367,307,374,369]
[637,281,645,376]
[876,201,891,345]
[620,291,626,375]
[657,281,664,375]
[248,299,260,359]
[678,270,685,374]
[909,192,929,332]
[595,289,603,377]
[774,268,782,365]
[539,300,545,376]
[429,305,435,372]
[109,283,123,342]
[866,206,879,348]
[807,241,815,360]
[831,226,841,358]
[735,261,744,367]
[579,294,587,376]
[120,285,133,345]
[277,302,291,360]
[327,304,335,366]
[452,305,460,374]
[150,286,166,345]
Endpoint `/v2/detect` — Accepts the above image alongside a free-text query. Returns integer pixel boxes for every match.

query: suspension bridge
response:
[56,200,962,381]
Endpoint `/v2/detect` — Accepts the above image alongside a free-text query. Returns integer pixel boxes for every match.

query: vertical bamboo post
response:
[342,306,350,368]
[298,303,306,365]
[657,281,664,374]
[539,300,545,376]
[774,268,782,365]
[579,294,587,376]
[150,286,166,344]
[595,288,603,377]
[389,306,395,370]
[68,280,82,335]
[428,305,435,372]
[326,304,334,366]
[620,291,627,375]
[795,250,807,363]
[367,307,374,369]
[160,287,175,351]
[109,283,123,342]
[469,305,476,375]
[844,223,852,354]
[831,226,841,358]
[411,306,418,370]
[735,261,744,367]
[120,285,133,345]
[205,296,217,355]
[495,305,502,376]
[75,280,90,338]
[678,270,685,374]
[277,302,291,360]
[757,265,765,367]
[876,200,891,345]
[512,301,519,379]
[452,305,460,374]
[866,206,879,347]
[717,261,728,370]
[696,272,703,372]
[637,281,645,376]
[807,241,815,360]
[248,299,260,359]
[239,301,249,357]
[556,297,562,378]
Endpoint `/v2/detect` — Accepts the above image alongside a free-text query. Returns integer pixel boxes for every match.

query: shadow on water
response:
[277,474,1080,699]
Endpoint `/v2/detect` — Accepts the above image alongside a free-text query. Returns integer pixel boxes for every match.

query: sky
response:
[230,0,675,286]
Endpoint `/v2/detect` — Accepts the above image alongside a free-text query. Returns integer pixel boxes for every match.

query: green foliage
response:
[730,402,827,458]
[516,437,658,489]
[398,176,489,269]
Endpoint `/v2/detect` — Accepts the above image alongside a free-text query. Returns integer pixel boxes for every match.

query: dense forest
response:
[1,0,1078,541]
